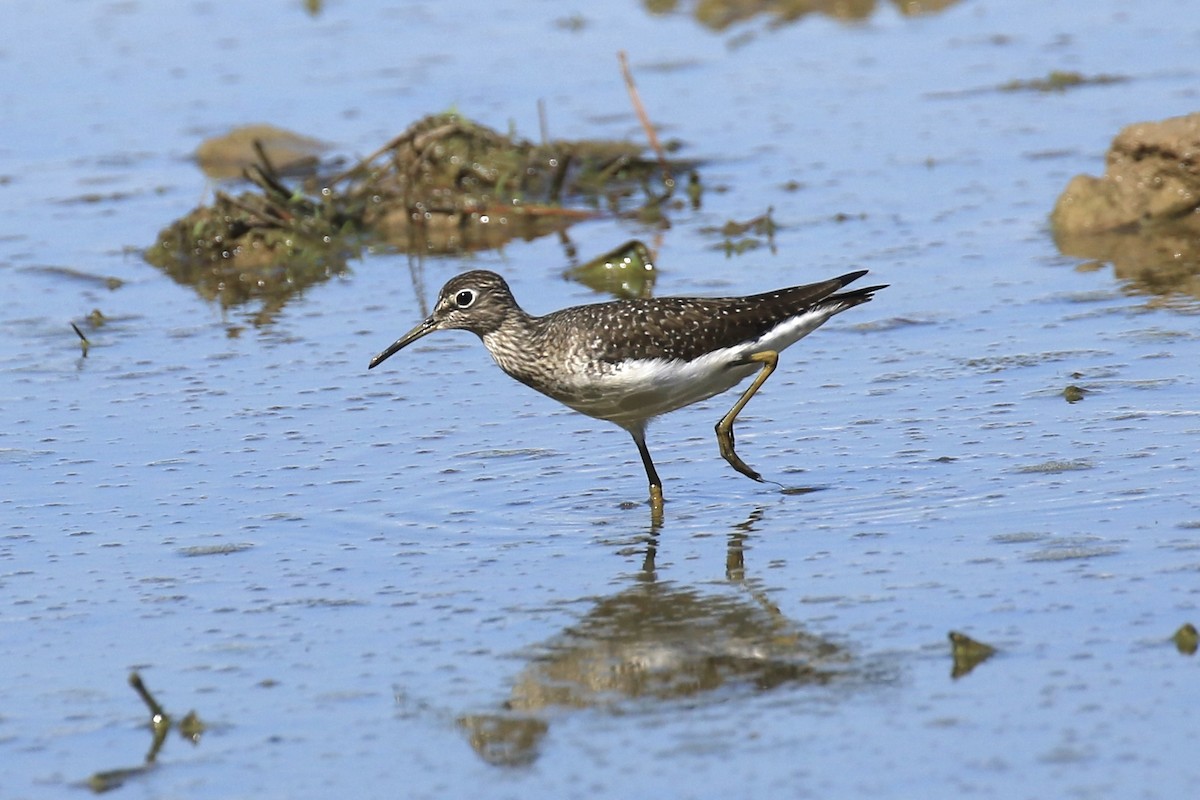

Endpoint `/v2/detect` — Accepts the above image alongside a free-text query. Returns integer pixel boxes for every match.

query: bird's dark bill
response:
[368,318,436,369]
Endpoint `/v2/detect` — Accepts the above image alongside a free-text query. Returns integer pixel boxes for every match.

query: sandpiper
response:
[369,269,884,512]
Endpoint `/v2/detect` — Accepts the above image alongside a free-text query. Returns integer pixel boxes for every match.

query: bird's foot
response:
[716,427,764,483]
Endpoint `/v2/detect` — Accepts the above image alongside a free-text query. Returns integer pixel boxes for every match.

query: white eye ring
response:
[454,289,476,308]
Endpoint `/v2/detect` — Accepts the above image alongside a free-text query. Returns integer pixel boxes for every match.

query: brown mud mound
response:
[1051,112,1200,299]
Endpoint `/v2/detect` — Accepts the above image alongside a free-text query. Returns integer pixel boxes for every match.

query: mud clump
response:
[1051,112,1200,299]
[1052,112,1200,233]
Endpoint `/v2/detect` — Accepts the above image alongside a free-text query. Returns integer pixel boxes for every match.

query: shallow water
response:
[3,1,1200,798]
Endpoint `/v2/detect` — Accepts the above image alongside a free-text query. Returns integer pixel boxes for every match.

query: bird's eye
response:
[454,290,475,308]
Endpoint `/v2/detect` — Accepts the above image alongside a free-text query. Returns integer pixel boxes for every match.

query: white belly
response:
[557,347,760,427]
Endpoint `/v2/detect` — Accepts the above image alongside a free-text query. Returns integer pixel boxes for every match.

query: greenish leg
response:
[715,350,778,483]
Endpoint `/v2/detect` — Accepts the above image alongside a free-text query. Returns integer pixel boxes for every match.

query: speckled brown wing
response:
[543,271,878,364]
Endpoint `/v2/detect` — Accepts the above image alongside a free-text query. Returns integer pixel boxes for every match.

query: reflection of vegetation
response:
[146,113,690,323]
[144,178,360,326]
[948,631,996,679]
[459,517,883,767]
[645,0,961,30]
[701,207,777,255]
[86,672,206,793]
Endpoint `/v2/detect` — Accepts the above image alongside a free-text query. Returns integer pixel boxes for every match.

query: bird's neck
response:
[480,308,542,381]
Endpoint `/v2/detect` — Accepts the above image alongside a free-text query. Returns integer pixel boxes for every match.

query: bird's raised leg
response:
[629,427,665,518]
[715,350,779,482]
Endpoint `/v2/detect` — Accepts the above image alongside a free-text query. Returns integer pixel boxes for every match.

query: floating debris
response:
[1062,385,1086,403]
[177,542,256,557]
[668,0,960,31]
[24,265,124,290]
[1173,623,1198,656]
[948,631,996,679]
[1015,459,1094,474]
[564,239,656,298]
[930,70,1128,99]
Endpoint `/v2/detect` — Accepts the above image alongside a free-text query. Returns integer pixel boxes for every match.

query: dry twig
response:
[618,51,673,188]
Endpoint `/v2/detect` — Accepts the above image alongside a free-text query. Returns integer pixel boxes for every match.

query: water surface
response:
[3,1,1199,798]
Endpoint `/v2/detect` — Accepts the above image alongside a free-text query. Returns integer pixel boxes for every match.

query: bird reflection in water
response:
[458,508,874,767]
